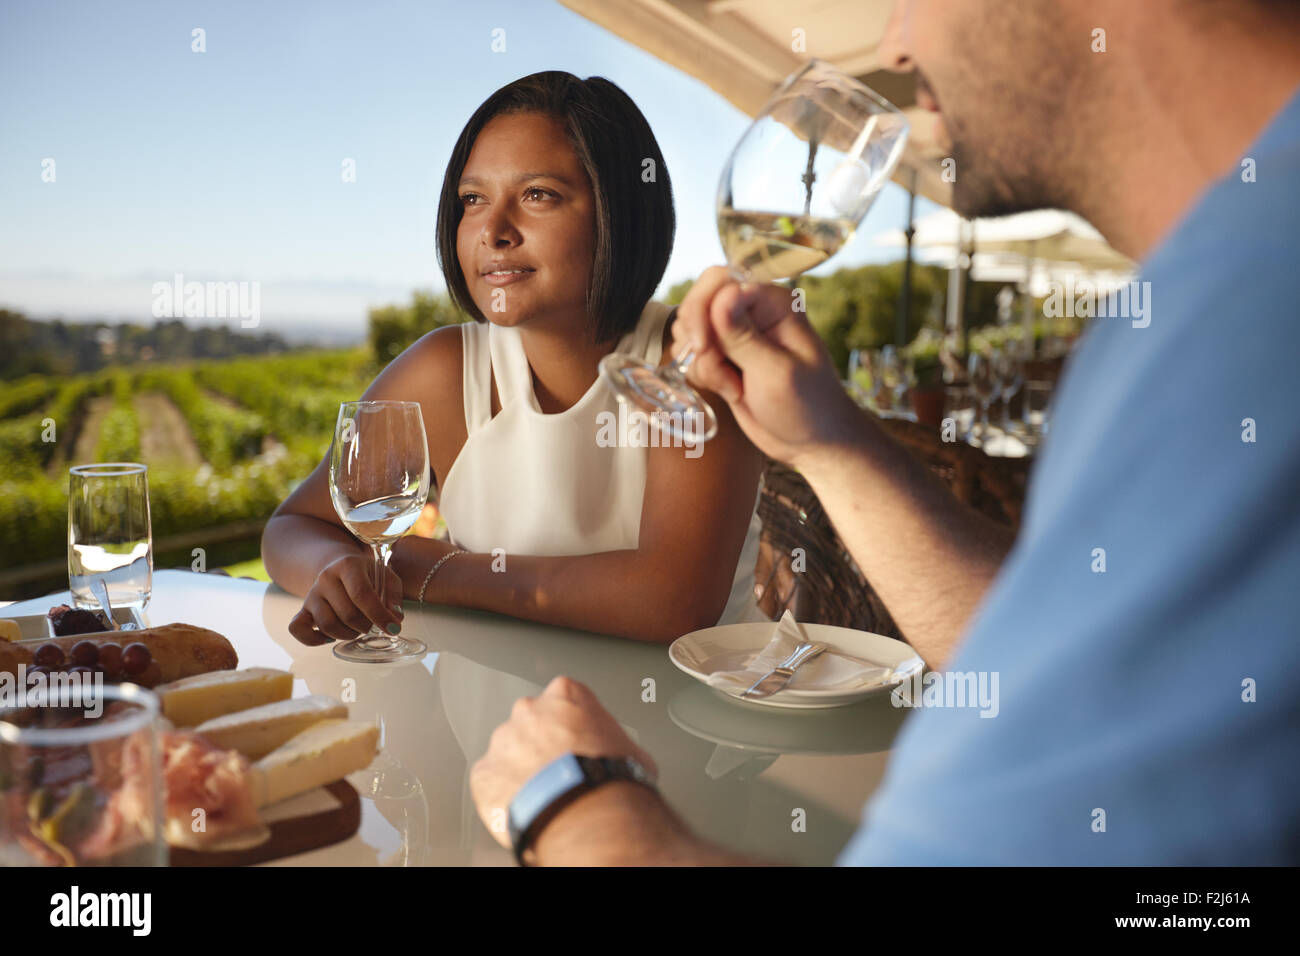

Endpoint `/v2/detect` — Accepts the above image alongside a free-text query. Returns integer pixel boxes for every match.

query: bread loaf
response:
[0,622,237,688]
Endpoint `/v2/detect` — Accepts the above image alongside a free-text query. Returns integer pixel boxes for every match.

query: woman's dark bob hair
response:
[436,71,675,344]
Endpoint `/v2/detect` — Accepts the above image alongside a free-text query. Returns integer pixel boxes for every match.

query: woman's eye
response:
[460,193,481,206]
[524,187,555,201]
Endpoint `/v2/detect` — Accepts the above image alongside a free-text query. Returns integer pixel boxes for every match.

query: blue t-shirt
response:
[838,87,1300,865]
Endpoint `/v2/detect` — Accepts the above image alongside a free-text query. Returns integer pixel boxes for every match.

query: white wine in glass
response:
[599,59,909,440]
[329,400,430,663]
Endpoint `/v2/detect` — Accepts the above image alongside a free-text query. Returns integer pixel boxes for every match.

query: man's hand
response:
[469,676,659,849]
[673,266,865,469]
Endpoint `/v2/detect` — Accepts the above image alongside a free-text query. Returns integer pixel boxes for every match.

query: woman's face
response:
[456,111,597,333]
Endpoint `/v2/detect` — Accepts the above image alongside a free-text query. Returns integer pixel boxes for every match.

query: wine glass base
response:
[598,353,718,443]
[332,633,427,663]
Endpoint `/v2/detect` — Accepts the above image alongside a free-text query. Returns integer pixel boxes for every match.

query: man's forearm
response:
[533,782,770,866]
[798,412,1015,670]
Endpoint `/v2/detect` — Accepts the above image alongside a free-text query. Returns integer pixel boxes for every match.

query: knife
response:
[740,642,827,700]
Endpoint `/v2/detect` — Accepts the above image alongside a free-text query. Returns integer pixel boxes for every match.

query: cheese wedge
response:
[251,718,379,808]
[156,667,293,727]
[194,694,348,759]
[0,619,19,643]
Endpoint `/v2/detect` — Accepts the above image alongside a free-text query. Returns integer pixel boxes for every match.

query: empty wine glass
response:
[847,349,871,406]
[994,343,1025,433]
[329,401,430,663]
[599,59,909,442]
[888,346,917,420]
[968,350,1003,445]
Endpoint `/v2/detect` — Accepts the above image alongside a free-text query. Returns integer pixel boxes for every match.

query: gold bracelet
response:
[419,549,466,603]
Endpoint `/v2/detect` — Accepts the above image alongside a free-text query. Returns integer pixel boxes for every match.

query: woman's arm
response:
[395,387,764,643]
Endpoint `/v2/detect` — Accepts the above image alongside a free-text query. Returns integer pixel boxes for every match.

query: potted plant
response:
[905,331,946,426]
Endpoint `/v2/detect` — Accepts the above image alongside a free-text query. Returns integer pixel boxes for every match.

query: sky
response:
[0,0,936,344]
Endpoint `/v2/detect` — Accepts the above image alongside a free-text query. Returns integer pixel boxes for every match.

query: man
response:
[470,0,1300,864]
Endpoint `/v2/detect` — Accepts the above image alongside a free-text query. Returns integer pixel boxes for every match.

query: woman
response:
[262,71,765,644]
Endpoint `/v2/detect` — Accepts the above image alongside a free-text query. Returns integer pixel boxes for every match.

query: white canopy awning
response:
[558,0,952,205]
[876,208,1136,274]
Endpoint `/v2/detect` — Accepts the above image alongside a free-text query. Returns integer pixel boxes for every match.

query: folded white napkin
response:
[706,610,893,697]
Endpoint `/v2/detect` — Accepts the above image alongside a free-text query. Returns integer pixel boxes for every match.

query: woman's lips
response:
[480,268,535,287]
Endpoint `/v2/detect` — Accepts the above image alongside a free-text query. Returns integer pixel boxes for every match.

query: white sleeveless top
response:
[439,300,767,627]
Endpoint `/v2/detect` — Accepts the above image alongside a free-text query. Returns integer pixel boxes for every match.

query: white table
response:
[4,569,909,866]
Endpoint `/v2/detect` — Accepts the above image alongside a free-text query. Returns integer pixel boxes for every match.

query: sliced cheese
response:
[157,668,293,727]
[194,694,348,759]
[0,619,19,643]
[251,718,379,808]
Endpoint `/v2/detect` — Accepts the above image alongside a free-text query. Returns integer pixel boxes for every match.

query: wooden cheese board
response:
[169,780,361,866]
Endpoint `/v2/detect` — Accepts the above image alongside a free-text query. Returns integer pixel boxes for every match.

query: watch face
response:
[508,753,586,840]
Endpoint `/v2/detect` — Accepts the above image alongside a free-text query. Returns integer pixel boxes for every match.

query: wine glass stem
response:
[371,542,392,612]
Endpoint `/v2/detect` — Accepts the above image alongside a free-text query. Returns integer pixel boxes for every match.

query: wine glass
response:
[846,349,870,406]
[968,350,1003,445]
[598,59,909,442]
[329,401,431,663]
[884,346,917,420]
[994,342,1025,433]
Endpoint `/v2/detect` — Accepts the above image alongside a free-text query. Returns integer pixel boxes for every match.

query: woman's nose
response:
[482,204,522,248]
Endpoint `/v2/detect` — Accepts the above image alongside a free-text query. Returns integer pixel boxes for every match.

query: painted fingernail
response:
[386,622,401,635]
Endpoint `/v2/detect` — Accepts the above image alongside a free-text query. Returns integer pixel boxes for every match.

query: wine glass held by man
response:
[262,73,767,647]
[599,60,908,443]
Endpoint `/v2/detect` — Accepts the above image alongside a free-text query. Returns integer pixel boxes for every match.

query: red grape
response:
[33,643,65,668]
[69,640,99,668]
[97,643,123,676]
[121,643,151,675]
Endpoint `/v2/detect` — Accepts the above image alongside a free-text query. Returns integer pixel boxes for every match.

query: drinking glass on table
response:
[888,346,917,420]
[968,350,1003,445]
[0,683,165,866]
[599,58,909,441]
[328,401,431,663]
[68,463,152,611]
[994,343,1025,433]
[846,349,872,407]
[943,384,976,443]
[1022,380,1054,446]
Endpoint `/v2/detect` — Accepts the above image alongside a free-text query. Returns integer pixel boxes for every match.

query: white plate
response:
[669,621,924,709]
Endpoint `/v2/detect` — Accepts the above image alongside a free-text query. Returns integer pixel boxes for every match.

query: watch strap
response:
[508,753,655,866]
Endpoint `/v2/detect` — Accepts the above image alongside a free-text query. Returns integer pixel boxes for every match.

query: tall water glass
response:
[68,463,152,611]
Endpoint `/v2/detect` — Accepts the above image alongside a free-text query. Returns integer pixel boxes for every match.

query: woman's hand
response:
[287,553,405,646]
[673,266,865,469]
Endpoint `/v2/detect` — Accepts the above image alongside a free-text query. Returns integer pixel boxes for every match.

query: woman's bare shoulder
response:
[367,323,465,404]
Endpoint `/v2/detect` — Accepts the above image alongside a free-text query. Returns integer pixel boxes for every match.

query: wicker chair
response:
[754,417,1031,640]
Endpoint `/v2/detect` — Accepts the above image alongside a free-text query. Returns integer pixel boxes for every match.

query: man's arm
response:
[794,409,1014,672]
[532,781,767,866]
[675,268,1013,670]
[470,676,775,866]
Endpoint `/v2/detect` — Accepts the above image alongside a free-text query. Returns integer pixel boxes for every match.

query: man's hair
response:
[436,71,675,344]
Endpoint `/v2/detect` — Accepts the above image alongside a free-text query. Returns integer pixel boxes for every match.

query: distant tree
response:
[368,290,469,366]
[664,279,694,306]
